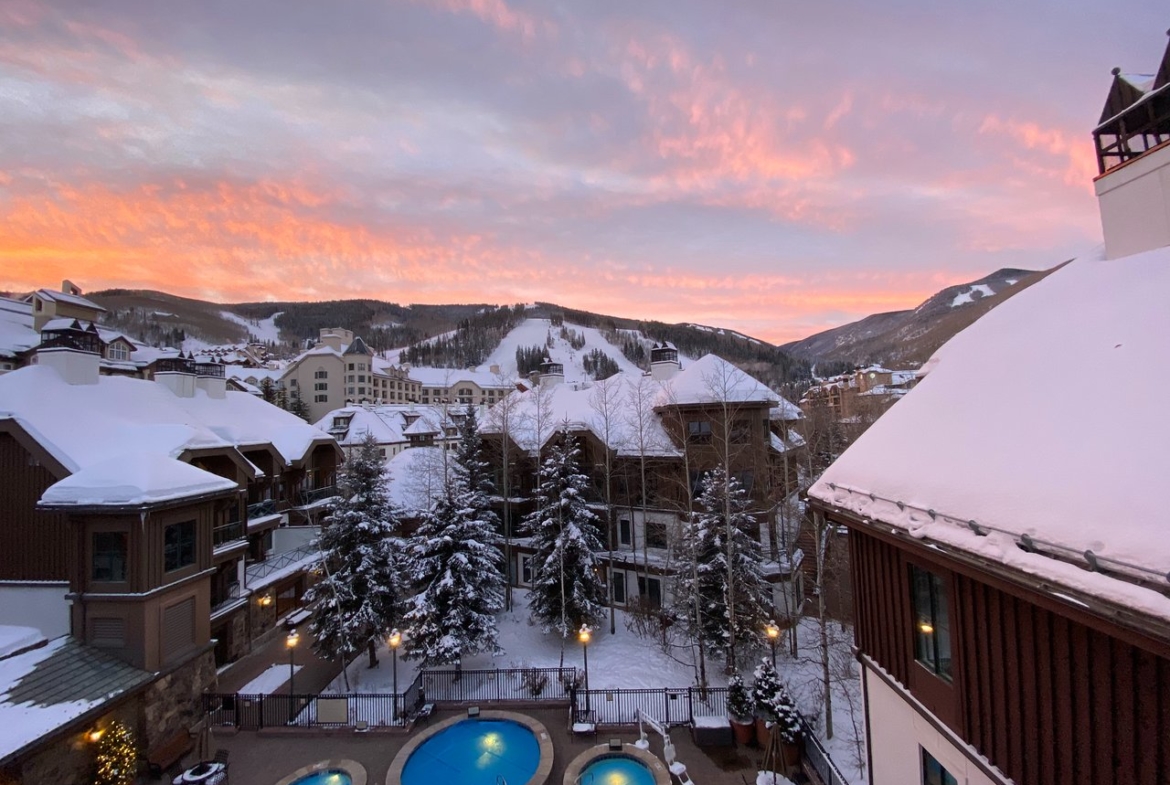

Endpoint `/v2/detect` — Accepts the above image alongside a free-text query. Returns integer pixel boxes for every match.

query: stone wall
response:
[140,648,216,751]
[249,593,278,640]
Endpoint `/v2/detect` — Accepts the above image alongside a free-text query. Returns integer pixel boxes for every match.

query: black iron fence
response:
[570,686,729,727]
[422,667,577,704]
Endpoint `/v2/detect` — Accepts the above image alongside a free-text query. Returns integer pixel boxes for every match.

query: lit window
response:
[911,566,952,681]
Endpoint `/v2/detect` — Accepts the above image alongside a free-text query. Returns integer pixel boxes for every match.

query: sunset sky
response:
[0,2,1163,344]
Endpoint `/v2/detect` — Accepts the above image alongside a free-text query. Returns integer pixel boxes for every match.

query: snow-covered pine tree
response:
[753,657,802,743]
[675,466,768,673]
[306,433,404,670]
[524,434,607,643]
[403,407,505,666]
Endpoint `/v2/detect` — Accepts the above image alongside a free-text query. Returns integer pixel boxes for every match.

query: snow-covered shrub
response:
[727,674,754,722]
[753,658,801,743]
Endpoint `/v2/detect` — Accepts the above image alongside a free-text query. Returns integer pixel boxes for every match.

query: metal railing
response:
[800,716,850,785]
[247,499,277,519]
[245,542,319,583]
[212,521,245,547]
[570,686,728,727]
[297,486,337,506]
[422,667,577,703]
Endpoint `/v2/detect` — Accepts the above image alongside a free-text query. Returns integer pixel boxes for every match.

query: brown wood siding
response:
[849,527,1170,785]
[0,432,72,580]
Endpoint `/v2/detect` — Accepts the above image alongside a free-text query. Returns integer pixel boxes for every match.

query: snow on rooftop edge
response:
[810,245,1170,608]
[40,453,238,507]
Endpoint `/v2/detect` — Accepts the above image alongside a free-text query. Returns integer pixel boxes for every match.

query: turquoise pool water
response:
[290,770,352,785]
[581,755,655,785]
[402,718,540,785]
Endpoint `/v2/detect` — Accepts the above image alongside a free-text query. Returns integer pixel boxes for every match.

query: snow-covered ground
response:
[949,284,995,307]
[221,310,284,343]
[482,318,647,382]
[239,663,303,694]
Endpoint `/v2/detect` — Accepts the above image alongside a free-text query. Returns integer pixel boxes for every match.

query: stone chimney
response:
[36,346,99,385]
[650,343,681,381]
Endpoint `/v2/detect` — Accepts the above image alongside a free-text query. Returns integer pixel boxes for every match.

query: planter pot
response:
[781,739,801,769]
[729,718,754,745]
[755,717,773,747]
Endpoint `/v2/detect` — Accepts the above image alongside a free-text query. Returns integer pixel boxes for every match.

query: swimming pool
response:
[562,744,669,785]
[402,718,539,785]
[274,759,367,785]
[579,755,655,785]
[290,770,352,785]
[388,710,553,785]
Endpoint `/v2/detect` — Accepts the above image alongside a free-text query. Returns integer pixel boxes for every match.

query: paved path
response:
[216,623,345,696]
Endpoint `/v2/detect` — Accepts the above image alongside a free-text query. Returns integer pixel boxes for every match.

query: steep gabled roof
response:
[1156,30,1170,91]
[29,289,106,313]
[344,336,372,356]
[1097,68,1152,125]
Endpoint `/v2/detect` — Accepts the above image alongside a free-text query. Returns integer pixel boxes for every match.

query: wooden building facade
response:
[840,514,1170,785]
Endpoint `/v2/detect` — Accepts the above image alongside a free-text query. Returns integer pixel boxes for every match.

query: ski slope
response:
[483,318,647,381]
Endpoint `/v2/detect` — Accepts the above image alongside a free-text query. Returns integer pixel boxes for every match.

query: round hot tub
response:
[387,710,553,785]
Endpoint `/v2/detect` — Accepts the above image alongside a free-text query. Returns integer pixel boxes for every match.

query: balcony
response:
[247,499,277,519]
[297,485,337,507]
[213,521,246,548]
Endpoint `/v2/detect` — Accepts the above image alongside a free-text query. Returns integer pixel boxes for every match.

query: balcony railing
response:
[297,485,337,506]
[247,499,277,519]
[213,521,245,547]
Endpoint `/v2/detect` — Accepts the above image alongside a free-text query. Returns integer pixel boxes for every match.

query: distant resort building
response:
[808,33,1170,785]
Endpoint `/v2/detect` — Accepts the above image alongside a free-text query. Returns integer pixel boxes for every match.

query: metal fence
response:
[571,686,729,727]
[800,716,850,785]
[422,667,577,703]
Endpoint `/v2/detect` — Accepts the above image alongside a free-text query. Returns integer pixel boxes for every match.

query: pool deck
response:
[199,706,771,785]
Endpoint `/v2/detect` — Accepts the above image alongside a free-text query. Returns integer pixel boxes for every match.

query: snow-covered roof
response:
[0,365,335,501]
[653,354,779,408]
[811,245,1170,620]
[402,365,513,388]
[0,298,37,359]
[31,288,105,312]
[41,453,238,507]
[314,404,456,447]
[0,635,152,763]
[481,375,680,458]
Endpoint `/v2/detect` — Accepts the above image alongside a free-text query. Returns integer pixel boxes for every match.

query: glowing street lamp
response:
[286,631,300,721]
[765,621,780,667]
[388,628,402,721]
[578,625,592,712]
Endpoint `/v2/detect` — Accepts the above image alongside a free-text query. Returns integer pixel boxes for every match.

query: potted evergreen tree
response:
[725,674,755,745]
[772,684,803,768]
[751,658,784,746]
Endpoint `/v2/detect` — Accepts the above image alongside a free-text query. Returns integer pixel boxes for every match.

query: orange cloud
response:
[977,115,1099,189]
[417,0,552,41]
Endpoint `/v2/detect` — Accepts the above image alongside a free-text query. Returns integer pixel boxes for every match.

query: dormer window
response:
[107,342,130,362]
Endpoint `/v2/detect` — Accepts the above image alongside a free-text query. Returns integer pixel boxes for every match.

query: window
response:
[646,521,667,549]
[612,572,626,604]
[921,749,958,785]
[347,363,355,371]
[314,368,327,379]
[164,520,197,572]
[687,420,712,441]
[358,375,366,383]
[315,382,328,391]
[521,555,533,584]
[289,378,298,387]
[637,576,662,608]
[619,519,632,546]
[92,532,127,581]
[734,471,755,495]
[911,565,953,681]
[358,363,366,371]
[107,342,129,361]
[315,394,328,403]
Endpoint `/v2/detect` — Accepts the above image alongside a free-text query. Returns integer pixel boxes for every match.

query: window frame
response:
[910,564,953,682]
[92,531,128,582]
[163,520,197,573]
[921,748,958,785]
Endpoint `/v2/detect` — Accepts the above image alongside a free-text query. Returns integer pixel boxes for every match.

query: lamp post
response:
[388,629,401,724]
[765,621,779,668]
[578,625,592,712]
[286,631,299,721]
